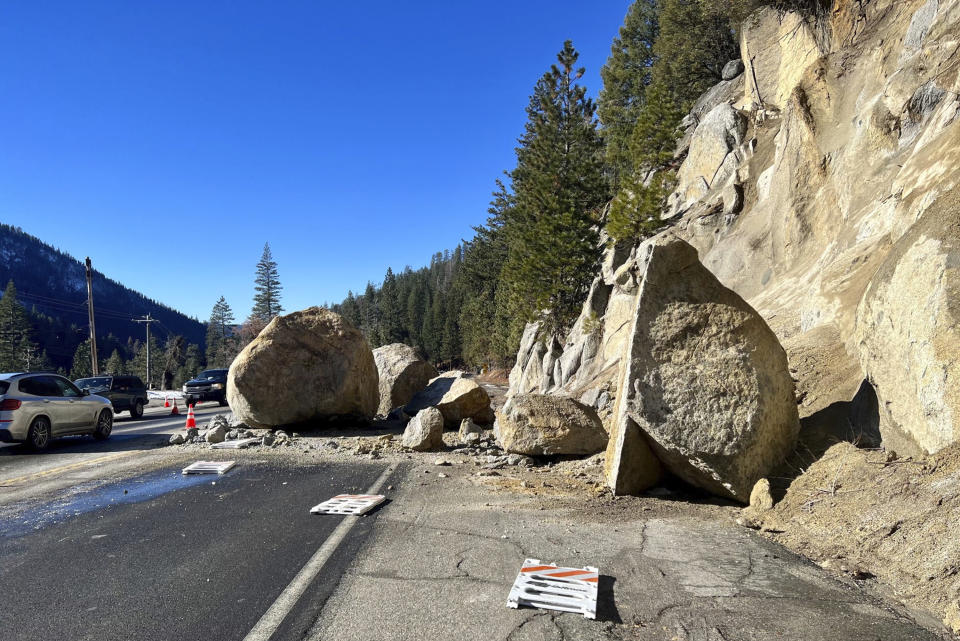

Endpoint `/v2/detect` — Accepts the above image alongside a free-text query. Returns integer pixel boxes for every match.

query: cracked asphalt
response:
[309,462,950,641]
[0,436,952,640]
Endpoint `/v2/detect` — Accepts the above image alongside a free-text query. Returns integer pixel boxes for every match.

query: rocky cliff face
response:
[509,0,960,460]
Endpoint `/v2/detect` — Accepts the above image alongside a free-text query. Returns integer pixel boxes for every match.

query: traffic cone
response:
[170,398,180,416]
[185,404,196,430]
[164,396,170,408]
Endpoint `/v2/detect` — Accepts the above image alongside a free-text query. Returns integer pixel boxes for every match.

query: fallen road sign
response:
[310,494,386,516]
[211,438,261,450]
[182,461,236,475]
[507,558,599,619]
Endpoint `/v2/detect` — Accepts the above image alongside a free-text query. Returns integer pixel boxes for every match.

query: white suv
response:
[0,373,114,450]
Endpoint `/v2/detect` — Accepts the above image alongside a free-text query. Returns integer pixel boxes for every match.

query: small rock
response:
[434,459,451,466]
[205,422,228,444]
[168,433,185,445]
[437,473,449,479]
[327,440,339,449]
[749,478,775,512]
[226,430,239,440]
[721,59,745,81]
[185,427,199,440]
[885,450,899,463]
[262,433,276,447]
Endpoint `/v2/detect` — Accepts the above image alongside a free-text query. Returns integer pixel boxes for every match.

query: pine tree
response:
[599,0,660,186]
[0,280,38,371]
[251,243,283,322]
[205,296,235,362]
[501,41,609,336]
[104,349,126,375]
[605,0,738,242]
[161,335,186,389]
[378,268,403,344]
[70,339,93,379]
[606,169,674,242]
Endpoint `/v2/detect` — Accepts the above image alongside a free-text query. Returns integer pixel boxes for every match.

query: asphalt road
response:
[0,458,398,641]
[0,402,232,488]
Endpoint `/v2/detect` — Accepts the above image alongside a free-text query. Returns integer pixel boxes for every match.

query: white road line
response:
[242,464,396,641]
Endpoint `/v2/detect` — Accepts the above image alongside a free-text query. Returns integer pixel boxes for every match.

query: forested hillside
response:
[335,0,772,368]
[0,223,205,374]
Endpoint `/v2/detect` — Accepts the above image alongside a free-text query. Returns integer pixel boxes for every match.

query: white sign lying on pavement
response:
[507,558,599,619]
[211,438,261,450]
[182,461,236,475]
[310,494,386,516]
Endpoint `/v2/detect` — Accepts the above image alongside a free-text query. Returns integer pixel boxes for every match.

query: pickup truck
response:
[74,375,148,418]
[183,369,229,407]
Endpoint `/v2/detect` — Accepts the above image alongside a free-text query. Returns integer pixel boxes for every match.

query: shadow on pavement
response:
[596,575,622,624]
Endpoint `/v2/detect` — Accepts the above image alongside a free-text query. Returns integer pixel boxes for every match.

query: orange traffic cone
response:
[185,404,196,430]
[164,396,170,408]
[170,398,180,416]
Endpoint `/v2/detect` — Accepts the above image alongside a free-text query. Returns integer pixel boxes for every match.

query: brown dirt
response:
[747,441,960,634]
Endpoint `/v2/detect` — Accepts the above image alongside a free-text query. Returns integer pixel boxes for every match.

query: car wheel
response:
[93,410,113,440]
[130,400,144,419]
[27,417,52,451]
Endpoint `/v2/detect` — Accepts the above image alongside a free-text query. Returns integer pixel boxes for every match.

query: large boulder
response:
[401,407,444,451]
[497,394,607,456]
[372,343,438,417]
[405,372,492,428]
[854,211,960,456]
[606,238,800,502]
[226,308,378,428]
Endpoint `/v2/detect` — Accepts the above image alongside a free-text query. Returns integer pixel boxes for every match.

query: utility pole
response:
[133,314,156,389]
[85,257,99,375]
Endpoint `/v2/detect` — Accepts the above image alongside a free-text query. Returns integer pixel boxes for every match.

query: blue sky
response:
[0,1,631,321]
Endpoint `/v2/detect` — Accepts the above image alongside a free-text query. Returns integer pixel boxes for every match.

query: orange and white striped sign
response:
[310,494,386,515]
[507,558,599,619]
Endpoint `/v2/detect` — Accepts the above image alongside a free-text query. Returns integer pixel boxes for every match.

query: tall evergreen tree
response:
[251,243,283,322]
[599,0,660,187]
[501,40,609,336]
[205,296,235,361]
[0,280,38,371]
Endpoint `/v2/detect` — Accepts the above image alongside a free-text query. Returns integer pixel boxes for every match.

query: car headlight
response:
[211,383,224,390]
[182,385,188,392]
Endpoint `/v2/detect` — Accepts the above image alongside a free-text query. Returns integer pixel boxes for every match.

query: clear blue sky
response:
[0,1,631,321]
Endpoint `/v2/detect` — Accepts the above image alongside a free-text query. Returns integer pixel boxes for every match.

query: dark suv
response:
[183,369,229,407]
[75,375,149,419]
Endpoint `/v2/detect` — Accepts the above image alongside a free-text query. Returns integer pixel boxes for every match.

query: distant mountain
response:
[0,223,205,368]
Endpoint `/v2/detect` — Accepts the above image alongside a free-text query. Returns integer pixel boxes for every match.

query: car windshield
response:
[196,370,225,380]
[75,377,111,392]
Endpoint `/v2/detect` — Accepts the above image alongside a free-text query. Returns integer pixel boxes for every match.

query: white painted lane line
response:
[242,464,396,641]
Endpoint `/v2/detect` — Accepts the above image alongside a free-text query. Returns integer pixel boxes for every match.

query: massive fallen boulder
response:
[372,343,438,417]
[606,238,799,501]
[497,394,608,456]
[855,209,960,456]
[226,307,378,428]
[405,372,492,428]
